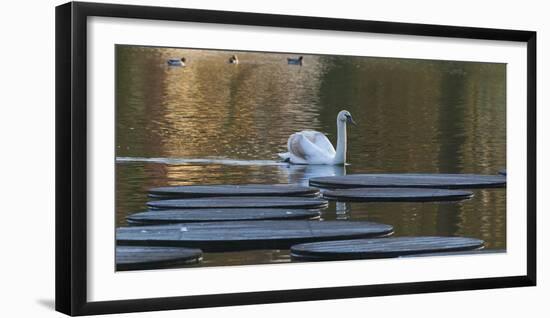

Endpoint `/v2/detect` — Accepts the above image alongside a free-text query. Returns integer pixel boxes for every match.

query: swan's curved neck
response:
[333,120,347,164]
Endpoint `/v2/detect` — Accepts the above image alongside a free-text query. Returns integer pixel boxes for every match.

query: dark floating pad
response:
[127,208,322,225]
[149,184,320,199]
[310,173,506,189]
[322,188,473,202]
[147,196,329,210]
[290,236,485,261]
[402,248,505,258]
[116,246,202,271]
[499,169,507,176]
[116,220,394,252]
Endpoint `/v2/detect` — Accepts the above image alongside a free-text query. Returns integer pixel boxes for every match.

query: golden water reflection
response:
[116,46,506,267]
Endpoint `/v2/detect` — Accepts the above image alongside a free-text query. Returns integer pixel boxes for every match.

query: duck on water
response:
[167,57,186,67]
[228,55,239,64]
[287,56,303,66]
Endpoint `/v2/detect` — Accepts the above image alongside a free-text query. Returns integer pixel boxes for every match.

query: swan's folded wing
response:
[301,131,336,156]
[288,133,325,161]
[288,134,308,161]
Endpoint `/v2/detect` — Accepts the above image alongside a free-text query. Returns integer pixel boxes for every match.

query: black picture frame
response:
[55,1,537,316]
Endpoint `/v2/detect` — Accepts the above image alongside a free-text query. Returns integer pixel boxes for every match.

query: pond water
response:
[115,45,506,268]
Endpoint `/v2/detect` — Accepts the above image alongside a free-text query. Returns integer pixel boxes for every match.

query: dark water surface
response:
[115,46,506,268]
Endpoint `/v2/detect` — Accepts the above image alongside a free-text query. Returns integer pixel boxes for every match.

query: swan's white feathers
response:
[287,131,335,164]
[300,131,336,155]
[280,110,352,165]
[288,134,308,160]
[278,152,291,161]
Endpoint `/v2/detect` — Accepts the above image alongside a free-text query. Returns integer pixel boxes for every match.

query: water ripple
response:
[116,156,287,166]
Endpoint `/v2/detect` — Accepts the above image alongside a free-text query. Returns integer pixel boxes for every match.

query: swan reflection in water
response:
[335,201,351,220]
[277,164,351,219]
[277,163,346,186]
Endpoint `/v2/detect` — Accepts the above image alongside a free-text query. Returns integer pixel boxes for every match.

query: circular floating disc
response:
[116,220,394,252]
[402,248,505,258]
[116,246,202,271]
[322,188,473,202]
[127,208,322,225]
[291,236,485,261]
[310,173,506,189]
[147,196,329,210]
[149,184,320,199]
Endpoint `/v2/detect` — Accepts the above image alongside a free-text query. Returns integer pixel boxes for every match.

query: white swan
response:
[278,110,356,165]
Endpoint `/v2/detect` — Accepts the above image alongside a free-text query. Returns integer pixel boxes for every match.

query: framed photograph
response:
[56,1,536,316]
